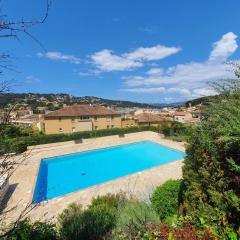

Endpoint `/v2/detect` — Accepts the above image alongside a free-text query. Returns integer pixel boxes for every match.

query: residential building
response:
[43,104,122,134]
[135,113,171,127]
[120,109,138,128]
[17,109,33,116]
[121,118,137,128]
[173,112,192,123]
[10,114,40,128]
[173,111,200,124]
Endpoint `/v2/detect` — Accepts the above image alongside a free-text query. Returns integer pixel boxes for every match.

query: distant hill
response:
[0,93,161,110]
[185,95,219,107]
[0,92,220,112]
[153,101,186,108]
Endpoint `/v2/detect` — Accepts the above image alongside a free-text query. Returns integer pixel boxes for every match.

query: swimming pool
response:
[32,141,186,203]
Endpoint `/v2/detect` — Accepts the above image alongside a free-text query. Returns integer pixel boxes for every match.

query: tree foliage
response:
[182,67,240,238]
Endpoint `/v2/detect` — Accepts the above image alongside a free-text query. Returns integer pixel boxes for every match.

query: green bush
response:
[12,140,28,153]
[113,201,160,239]
[5,219,57,240]
[58,195,122,240]
[0,139,28,154]
[4,126,160,150]
[0,125,21,138]
[151,179,182,220]
[161,122,193,139]
[58,203,83,240]
[90,193,126,211]
[80,204,116,240]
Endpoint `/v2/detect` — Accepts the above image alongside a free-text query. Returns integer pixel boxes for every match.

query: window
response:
[111,125,114,128]
[79,116,89,120]
[72,127,76,133]
[71,118,75,123]
[58,117,62,122]
[95,126,98,130]
[59,128,63,133]
[107,125,110,129]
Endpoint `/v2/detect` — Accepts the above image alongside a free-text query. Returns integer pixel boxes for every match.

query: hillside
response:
[0,93,161,110]
[185,94,219,106]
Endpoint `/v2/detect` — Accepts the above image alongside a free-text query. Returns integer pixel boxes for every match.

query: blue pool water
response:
[32,141,186,203]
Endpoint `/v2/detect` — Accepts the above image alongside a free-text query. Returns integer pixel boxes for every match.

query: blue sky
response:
[2,0,240,103]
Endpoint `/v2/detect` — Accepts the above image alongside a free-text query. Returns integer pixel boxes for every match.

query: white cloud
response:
[76,69,101,77]
[146,68,163,75]
[209,32,238,62]
[167,87,191,95]
[90,49,142,71]
[122,87,166,93]
[37,51,81,64]
[126,45,180,61]
[90,44,181,71]
[122,32,238,101]
[122,87,191,95]
[25,75,41,84]
[192,88,217,97]
[139,26,158,34]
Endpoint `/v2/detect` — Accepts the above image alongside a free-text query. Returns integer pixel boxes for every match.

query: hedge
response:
[1,126,160,153]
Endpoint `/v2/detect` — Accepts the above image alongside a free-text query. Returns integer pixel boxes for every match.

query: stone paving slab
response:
[2,131,186,223]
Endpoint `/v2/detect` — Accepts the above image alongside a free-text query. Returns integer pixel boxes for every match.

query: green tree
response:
[182,66,240,238]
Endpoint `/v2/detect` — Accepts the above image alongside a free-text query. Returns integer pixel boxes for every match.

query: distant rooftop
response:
[174,112,189,116]
[135,113,168,123]
[44,104,120,118]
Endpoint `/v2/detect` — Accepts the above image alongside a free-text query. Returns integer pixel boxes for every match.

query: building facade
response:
[44,105,122,134]
[135,113,171,127]
[173,111,198,124]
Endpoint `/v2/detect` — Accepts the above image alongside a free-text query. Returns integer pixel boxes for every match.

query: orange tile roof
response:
[174,111,188,116]
[135,113,168,123]
[44,105,120,118]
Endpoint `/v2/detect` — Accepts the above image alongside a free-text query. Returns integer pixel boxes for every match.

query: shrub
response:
[80,204,116,240]
[0,139,28,154]
[113,201,160,239]
[4,126,160,151]
[5,219,57,240]
[146,223,213,240]
[161,122,193,140]
[12,140,28,153]
[58,203,83,240]
[58,196,120,240]
[151,179,182,220]
[0,125,21,138]
[90,193,126,211]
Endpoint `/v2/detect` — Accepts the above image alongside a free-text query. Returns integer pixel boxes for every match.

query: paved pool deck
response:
[2,131,186,223]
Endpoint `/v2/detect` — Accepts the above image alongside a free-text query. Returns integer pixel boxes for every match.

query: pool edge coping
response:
[32,139,186,204]
[38,157,185,205]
